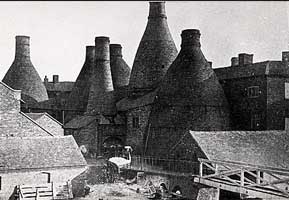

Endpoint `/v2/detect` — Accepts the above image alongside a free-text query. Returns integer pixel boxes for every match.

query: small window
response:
[0,176,2,190]
[285,83,289,99]
[132,117,140,128]
[247,86,260,98]
[251,114,261,130]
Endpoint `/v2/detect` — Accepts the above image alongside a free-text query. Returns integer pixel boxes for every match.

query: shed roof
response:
[190,130,289,169]
[116,89,158,111]
[0,135,87,171]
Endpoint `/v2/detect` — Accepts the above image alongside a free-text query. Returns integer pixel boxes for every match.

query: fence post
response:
[241,169,245,187]
[199,162,203,177]
[256,170,261,184]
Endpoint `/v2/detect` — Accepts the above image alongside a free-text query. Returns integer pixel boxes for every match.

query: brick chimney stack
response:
[2,35,48,102]
[231,57,239,66]
[87,37,116,115]
[129,1,178,95]
[238,53,253,66]
[110,44,131,89]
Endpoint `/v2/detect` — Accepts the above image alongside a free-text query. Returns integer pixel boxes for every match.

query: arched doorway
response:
[102,137,123,158]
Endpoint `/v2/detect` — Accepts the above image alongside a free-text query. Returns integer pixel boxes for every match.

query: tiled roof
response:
[64,115,97,129]
[44,82,74,92]
[0,135,87,171]
[214,61,289,80]
[26,112,63,126]
[116,89,158,111]
[190,130,289,169]
[26,113,45,121]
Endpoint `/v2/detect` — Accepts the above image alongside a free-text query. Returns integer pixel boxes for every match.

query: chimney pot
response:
[181,29,201,48]
[208,61,213,68]
[282,51,289,62]
[44,75,48,83]
[53,75,59,84]
[110,44,122,57]
[149,1,166,19]
[238,53,253,66]
[231,57,239,66]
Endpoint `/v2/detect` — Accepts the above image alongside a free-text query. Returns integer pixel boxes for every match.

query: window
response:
[132,117,140,128]
[285,83,289,99]
[0,176,1,190]
[247,86,260,98]
[251,114,261,130]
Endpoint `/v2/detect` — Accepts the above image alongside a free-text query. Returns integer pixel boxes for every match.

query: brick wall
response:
[0,166,87,200]
[219,76,267,130]
[126,105,152,155]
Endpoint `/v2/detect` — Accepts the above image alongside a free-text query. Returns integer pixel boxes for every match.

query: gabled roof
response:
[26,112,62,126]
[0,135,87,171]
[190,130,289,169]
[44,82,74,92]
[214,61,289,80]
[20,112,54,136]
[116,89,158,111]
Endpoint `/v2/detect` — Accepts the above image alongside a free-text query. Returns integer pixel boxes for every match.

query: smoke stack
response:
[110,44,131,88]
[129,1,178,95]
[87,37,116,115]
[2,35,48,102]
[231,57,239,66]
[238,53,253,66]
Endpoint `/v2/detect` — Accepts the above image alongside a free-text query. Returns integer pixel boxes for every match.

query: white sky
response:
[0,1,289,81]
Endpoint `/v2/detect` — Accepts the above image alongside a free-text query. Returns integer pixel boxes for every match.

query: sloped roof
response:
[26,112,62,126]
[0,135,87,171]
[116,89,158,111]
[64,115,97,129]
[190,130,289,169]
[44,82,74,92]
[214,61,289,80]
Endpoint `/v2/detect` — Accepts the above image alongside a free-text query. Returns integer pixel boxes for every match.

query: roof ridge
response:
[0,81,21,93]
[20,112,54,136]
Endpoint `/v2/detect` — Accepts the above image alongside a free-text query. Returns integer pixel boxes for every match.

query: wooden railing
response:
[17,181,73,200]
[125,156,199,176]
[194,158,289,199]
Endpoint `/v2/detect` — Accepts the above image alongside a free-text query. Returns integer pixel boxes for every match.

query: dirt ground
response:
[74,182,149,200]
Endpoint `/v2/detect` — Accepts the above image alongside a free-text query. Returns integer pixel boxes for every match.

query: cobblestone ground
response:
[72,158,150,200]
[74,182,149,200]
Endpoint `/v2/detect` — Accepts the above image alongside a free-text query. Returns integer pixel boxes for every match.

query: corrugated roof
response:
[190,130,289,169]
[44,82,74,92]
[0,135,87,171]
[116,89,158,111]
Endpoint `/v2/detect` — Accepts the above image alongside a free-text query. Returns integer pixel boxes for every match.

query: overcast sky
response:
[0,1,288,81]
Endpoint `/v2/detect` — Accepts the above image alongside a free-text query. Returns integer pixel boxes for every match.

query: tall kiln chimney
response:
[65,46,95,121]
[2,36,48,102]
[87,37,116,115]
[110,44,131,89]
[129,1,178,95]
